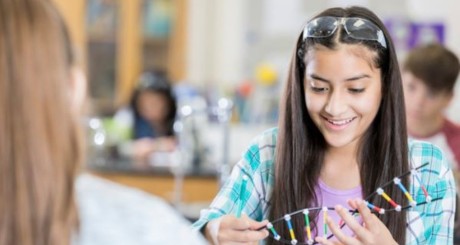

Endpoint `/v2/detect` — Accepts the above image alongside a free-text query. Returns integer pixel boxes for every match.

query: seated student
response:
[114,71,178,161]
[0,0,205,244]
[401,43,460,170]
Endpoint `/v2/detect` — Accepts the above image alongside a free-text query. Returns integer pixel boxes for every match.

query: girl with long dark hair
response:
[193,6,456,245]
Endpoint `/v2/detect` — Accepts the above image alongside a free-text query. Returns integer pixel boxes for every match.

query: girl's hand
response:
[315,199,397,245]
[205,214,269,245]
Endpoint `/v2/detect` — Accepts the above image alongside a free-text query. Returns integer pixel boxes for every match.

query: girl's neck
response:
[320,141,361,190]
[325,139,358,165]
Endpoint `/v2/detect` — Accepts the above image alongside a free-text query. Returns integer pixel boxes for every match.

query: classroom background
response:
[52,0,460,222]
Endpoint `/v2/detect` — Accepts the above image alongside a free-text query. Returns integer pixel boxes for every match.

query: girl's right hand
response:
[205,214,269,245]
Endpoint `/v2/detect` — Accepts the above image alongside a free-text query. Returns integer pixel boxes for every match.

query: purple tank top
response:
[312,179,363,240]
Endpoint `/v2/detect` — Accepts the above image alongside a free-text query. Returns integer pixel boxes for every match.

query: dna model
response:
[255,162,444,245]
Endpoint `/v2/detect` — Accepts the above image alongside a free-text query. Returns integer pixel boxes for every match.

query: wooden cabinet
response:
[52,0,186,114]
[93,172,219,203]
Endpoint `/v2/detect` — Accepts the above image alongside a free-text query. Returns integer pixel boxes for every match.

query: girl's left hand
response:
[315,199,397,245]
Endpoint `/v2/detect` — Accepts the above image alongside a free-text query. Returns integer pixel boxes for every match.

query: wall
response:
[186,0,460,122]
[186,0,246,88]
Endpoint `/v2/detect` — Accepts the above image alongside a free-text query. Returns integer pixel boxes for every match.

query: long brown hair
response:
[0,0,83,244]
[268,6,409,244]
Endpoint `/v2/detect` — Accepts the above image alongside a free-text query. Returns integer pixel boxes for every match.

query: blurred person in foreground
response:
[402,43,460,170]
[0,0,206,244]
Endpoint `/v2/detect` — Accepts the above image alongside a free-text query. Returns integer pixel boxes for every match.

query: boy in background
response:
[402,43,460,242]
[402,43,460,170]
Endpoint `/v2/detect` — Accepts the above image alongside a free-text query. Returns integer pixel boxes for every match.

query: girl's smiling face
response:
[304,44,382,150]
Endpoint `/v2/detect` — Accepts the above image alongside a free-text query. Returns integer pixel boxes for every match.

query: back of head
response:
[0,0,82,244]
[403,43,460,93]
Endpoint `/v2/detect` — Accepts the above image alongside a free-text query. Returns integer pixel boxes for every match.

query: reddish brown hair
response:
[403,43,460,93]
[0,0,83,244]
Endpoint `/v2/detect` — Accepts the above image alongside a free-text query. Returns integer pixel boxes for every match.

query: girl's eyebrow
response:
[309,74,330,83]
[309,73,371,83]
[345,74,371,81]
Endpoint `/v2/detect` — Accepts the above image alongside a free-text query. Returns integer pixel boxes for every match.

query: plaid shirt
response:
[193,128,456,244]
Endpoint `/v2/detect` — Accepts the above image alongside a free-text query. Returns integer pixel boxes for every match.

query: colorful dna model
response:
[257,162,443,245]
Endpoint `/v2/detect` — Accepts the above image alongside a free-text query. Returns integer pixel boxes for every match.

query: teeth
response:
[327,118,354,125]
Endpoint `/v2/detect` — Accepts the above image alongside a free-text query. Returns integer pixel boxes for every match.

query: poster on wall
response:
[385,18,445,53]
[408,22,445,48]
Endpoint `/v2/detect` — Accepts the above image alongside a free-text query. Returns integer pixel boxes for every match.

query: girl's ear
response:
[69,66,87,114]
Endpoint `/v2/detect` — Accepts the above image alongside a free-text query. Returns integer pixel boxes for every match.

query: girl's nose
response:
[324,90,346,116]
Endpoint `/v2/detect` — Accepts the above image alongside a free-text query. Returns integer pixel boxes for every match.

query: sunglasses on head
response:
[301,16,387,49]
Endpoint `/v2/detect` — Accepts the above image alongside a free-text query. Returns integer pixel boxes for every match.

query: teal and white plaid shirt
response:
[193,128,456,244]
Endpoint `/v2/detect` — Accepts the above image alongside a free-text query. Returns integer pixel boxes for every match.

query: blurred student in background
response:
[114,71,177,161]
[0,0,205,244]
[402,43,460,170]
